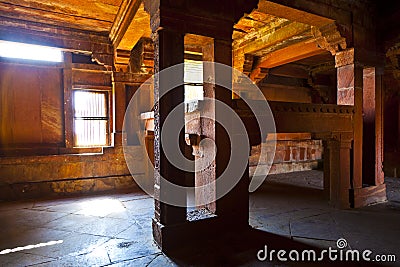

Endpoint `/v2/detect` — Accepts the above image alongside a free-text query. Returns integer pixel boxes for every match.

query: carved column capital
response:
[386,45,400,80]
[335,48,354,68]
[386,45,400,68]
[316,131,353,149]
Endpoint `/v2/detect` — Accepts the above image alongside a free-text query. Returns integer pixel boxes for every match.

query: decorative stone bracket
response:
[311,22,347,56]
[386,45,400,80]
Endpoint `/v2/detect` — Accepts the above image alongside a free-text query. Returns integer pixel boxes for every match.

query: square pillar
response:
[374,68,385,185]
[144,0,257,253]
[335,49,386,207]
[323,140,330,199]
[195,40,216,212]
[325,133,352,209]
[112,81,126,146]
[152,28,187,249]
[335,48,363,190]
[214,39,249,227]
[362,68,378,185]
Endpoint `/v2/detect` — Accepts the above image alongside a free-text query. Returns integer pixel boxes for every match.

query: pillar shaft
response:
[362,68,377,185]
[195,41,216,212]
[152,28,186,226]
[325,134,352,209]
[335,49,383,188]
[335,49,386,207]
[335,49,363,189]
[213,39,249,225]
[375,68,385,185]
[112,82,126,146]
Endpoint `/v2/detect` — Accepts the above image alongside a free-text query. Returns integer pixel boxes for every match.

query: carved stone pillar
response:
[151,28,187,249]
[144,0,257,253]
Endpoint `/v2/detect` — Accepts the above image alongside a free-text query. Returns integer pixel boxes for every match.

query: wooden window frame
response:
[63,52,113,151]
[72,89,110,147]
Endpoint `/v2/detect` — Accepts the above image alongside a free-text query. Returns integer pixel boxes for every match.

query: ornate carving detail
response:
[314,131,353,143]
[335,48,354,68]
[311,23,347,56]
[237,102,355,115]
[338,132,354,143]
[386,45,400,67]
[242,54,254,76]
[249,67,269,84]
[326,132,353,149]
[129,37,154,74]
[384,46,400,98]
[268,102,355,114]
[386,44,400,80]
[114,49,131,72]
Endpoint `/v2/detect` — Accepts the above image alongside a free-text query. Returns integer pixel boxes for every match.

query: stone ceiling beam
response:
[110,0,151,71]
[258,39,325,68]
[0,0,117,33]
[109,0,142,48]
[234,21,311,56]
[257,0,333,27]
[249,39,325,81]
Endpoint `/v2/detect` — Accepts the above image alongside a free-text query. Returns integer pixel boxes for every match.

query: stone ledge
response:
[0,175,140,201]
[249,161,321,177]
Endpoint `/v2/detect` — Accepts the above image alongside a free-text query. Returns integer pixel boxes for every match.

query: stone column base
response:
[152,215,250,253]
[350,184,387,208]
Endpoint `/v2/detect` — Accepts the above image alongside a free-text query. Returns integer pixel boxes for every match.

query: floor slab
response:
[0,171,399,266]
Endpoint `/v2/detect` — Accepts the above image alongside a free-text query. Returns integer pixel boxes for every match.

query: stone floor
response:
[0,170,399,266]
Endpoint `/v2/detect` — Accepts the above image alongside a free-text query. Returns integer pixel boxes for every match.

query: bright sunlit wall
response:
[0,40,63,62]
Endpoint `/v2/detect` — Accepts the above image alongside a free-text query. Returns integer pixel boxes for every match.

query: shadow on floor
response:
[165,227,390,267]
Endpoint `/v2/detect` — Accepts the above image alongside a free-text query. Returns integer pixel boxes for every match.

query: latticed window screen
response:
[73,90,108,147]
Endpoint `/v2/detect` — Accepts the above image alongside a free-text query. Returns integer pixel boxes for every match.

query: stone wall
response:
[184,107,323,177]
[249,133,322,177]
[0,53,148,200]
[0,146,144,200]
